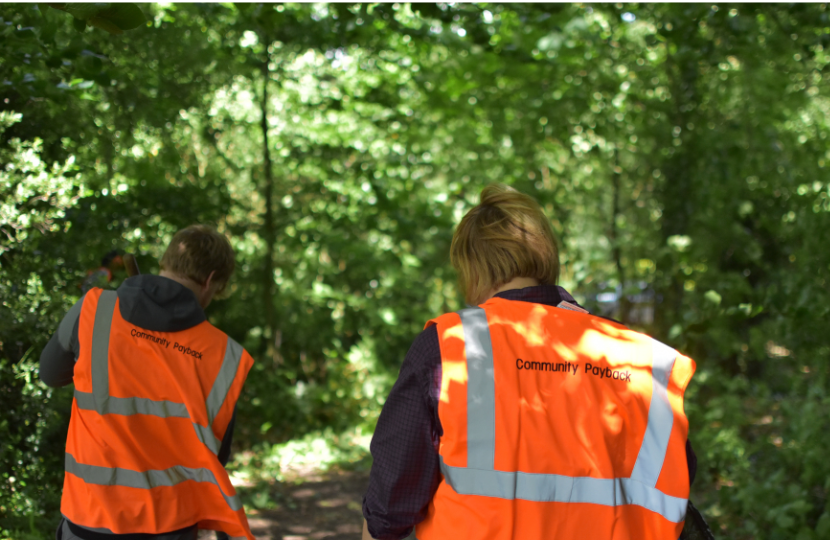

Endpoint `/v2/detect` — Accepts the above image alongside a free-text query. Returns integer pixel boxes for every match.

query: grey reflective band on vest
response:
[74,390,190,418]
[439,457,687,523]
[630,339,678,487]
[192,336,244,455]
[65,453,243,512]
[192,422,221,455]
[458,308,496,469]
[453,310,686,523]
[91,291,118,413]
[205,338,243,423]
[75,390,221,454]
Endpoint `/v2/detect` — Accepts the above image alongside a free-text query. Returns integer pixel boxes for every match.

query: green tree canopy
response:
[1,4,828,539]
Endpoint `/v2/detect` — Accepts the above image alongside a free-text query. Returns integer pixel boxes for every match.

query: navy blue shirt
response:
[362,285,696,540]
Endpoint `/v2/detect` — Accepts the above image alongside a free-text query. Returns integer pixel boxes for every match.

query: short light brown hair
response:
[160,225,235,292]
[450,184,560,305]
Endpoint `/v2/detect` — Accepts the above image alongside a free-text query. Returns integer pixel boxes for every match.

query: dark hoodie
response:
[39,275,237,537]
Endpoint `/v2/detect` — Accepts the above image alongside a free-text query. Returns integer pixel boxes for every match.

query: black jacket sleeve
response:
[217,407,237,467]
[687,439,697,486]
[39,296,85,387]
[363,326,443,540]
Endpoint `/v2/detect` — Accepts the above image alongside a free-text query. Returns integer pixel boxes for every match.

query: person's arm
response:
[215,411,236,540]
[362,326,443,540]
[39,296,85,387]
[217,406,237,466]
[686,438,697,486]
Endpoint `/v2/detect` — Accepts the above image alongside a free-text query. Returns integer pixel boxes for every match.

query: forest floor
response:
[199,468,370,540]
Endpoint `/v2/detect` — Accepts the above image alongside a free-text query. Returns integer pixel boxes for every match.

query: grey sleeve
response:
[39,296,84,388]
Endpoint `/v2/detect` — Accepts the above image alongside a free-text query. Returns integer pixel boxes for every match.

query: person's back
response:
[41,225,254,540]
[362,184,696,540]
[416,295,693,540]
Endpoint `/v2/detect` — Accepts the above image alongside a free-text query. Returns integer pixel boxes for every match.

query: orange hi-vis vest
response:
[415,297,695,540]
[62,288,255,539]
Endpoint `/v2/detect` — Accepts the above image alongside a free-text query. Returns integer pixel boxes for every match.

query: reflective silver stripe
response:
[59,297,85,349]
[74,390,190,418]
[439,457,687,523]
[458,308,496,470]
[192,422,221,455]
[205,337,243,423]
[191,336,244,456]
[91,291,118,414]
[65,453,242,512]
[629,339,678,487]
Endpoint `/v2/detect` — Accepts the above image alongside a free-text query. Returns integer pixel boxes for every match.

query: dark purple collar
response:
[493,284,584,310]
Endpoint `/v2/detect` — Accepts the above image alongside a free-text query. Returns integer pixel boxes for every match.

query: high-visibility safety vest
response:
[415,297,695,540]
[62,288,255,539]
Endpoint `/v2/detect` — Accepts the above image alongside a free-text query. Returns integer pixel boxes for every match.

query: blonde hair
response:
[160,225,235,293]
[450,184,559,305]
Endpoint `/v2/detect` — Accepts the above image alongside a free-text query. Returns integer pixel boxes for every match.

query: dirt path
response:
[200,469,370,540]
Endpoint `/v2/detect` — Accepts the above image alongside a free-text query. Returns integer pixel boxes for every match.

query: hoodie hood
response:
[116,274,206,332]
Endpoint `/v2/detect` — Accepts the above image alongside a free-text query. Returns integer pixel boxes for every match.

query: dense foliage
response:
[1,3,828,539]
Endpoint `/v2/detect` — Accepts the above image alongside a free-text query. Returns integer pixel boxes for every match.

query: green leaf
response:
[72,16,87,33]
[94,3,146,31]
[667,234,692,252]
[704,290,722,306]
[88,15,123,35]
[15,26,36,39]
[64,3,107,21]
[816,512,830,538]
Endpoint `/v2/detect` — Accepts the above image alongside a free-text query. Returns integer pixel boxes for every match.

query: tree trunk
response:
[655,17,699,339]
[259,35,278,361]
[610,149,630,325]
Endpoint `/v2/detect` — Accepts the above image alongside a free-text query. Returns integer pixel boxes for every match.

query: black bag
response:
[680,501,717,540]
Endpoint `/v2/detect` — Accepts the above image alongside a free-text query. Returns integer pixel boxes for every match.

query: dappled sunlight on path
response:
[201,469,368,540]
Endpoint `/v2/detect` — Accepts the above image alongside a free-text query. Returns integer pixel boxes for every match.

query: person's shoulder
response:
[199,321,247,349]
[425,307,481,332]
[546,303,649,340]
[587,312,628,328]
[411,323,439,349]
[206,325,255,366]
[401,324,441,371]
[581,316,691,359]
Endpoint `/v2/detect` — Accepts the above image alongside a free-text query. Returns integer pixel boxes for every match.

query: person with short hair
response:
[362,184,697,540]
[40,225,255,540]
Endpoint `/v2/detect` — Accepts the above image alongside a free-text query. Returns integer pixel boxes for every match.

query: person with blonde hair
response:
[40,225,254,540]
[362,184,697,540]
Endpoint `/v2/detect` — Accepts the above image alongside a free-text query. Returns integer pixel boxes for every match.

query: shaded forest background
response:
[1,3,829,539]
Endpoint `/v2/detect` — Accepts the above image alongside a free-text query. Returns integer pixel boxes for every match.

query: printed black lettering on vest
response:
[130,328,171,349]
[584,362,631,383]
[172,342,204,359]
[516,359,578,376]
